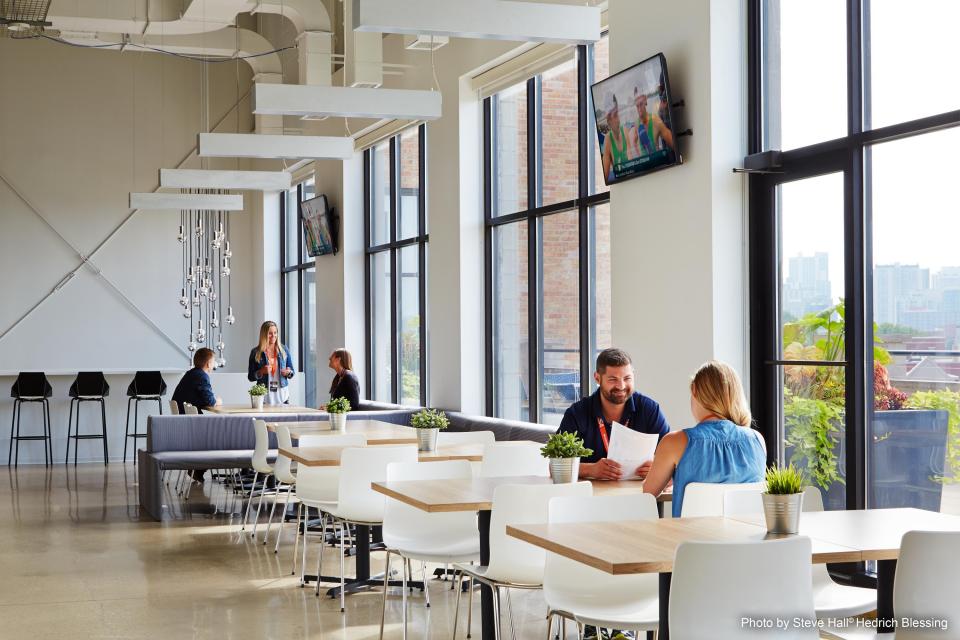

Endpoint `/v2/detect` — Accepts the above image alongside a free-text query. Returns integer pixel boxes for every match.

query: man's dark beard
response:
[601,388,628,405]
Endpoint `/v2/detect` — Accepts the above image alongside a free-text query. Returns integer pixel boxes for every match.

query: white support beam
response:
[129,193,245,211]
[198,133,355,160]
[252,83,442,120]
[159,169,292,191]
[352,0,601,45]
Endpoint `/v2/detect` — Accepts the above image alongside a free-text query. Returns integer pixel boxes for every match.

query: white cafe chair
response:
[479,441,548,478]
[378,460,480,640]
[670,536,818,639]
[679,481,765,517]
[241,419,275,534]
[453,481,592,640]
[544,494,660,637]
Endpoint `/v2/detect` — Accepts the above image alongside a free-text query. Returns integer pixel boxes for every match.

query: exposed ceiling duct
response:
[0,0,54,38]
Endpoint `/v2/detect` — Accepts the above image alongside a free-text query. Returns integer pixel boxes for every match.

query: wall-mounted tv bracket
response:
[671,100,693,137]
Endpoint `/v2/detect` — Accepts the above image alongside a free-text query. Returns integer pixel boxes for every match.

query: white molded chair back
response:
[479,441,549,478]
[437,431,496,447]
[485,481,592,585]
[680,481,766,517]
[544,494,660,624]
[168,400,180,415]
[670,536,817,639]
[273,424,296,484]
[801,485,823,512]
[382,460,478,557]
[722,487,765,517]
[252,419,273,474]
[294,433,366,504]
[895,531,960,640]
[184,403,199,415]
[333,445,418,523]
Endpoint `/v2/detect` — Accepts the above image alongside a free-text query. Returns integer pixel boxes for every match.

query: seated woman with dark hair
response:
[323,348,360,410]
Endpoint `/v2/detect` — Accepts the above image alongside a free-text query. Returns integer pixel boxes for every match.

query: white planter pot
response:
[330,413,347,431]
[762,492,804,534]
[549,457,580,483]
[250,395,264,410]
[417,428,439,452]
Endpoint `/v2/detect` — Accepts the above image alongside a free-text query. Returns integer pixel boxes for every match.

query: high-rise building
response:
[783,253,832,319]
[874,263,930,327]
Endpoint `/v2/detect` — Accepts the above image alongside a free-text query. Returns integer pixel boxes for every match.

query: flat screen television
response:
[301,194,338,256]
[591,52,681,185]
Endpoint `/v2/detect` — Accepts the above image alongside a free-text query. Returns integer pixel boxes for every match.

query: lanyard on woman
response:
[596,416,629,454]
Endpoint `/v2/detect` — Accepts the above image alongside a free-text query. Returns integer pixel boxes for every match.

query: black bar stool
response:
[66,372,110,466]
[8,372,53,468]
[124,371,167,464]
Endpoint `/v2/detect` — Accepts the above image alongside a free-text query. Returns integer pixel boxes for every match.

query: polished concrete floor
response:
[0,464,552,640]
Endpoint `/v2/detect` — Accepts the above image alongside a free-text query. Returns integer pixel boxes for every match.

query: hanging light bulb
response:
[192,291,201,307]
[197,320,206,343]
[225,306,236,325]
[199,279,209,297]
[179,288,188,307]
[209,290,218,302]
[177,225,185,243]
[221,257,231,277]
[216,356,227,368]
[186,266,195,284]
[195,223,203,238]
[188,340,197,352]
[182,308,192,319]
[223,240,232,259]
[210,310,219,329]
[216,339,225,352]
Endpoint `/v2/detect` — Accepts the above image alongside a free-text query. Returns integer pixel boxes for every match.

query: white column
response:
[607,0,748,426]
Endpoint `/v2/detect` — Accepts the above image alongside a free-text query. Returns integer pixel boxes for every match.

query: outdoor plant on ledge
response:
[248,383,267,397]
[326,397,351,414]
[540,431,593,460]
[410,408,450,430]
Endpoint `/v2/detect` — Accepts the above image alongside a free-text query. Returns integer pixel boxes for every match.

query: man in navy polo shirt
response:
[557,348,670,480]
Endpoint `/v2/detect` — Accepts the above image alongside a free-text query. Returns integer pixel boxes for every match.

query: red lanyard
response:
[596,416,629,454]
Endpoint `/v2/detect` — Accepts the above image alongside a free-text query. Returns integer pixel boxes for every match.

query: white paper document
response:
[607,421,659,480]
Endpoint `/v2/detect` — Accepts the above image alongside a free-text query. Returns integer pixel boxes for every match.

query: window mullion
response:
[527,76,541,423]
[577,43,593,398]
[390,136,400,404]
[418,124,428,407]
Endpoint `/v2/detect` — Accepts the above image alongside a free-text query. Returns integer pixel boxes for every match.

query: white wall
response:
[607,0,748,427]
[0,37,269,463]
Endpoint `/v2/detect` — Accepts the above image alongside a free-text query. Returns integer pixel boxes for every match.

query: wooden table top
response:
[726,507,960,561]
[266,420,418,444]
[506,516,862,574]
[280,443,486,466]
[205,404,323,415]
[506,507,960,574]
[370,476,666,513]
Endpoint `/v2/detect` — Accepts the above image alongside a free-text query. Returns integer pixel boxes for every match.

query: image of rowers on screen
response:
[600,82,677,183]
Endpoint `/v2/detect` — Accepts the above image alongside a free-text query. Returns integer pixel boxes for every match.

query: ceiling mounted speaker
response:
[252,84,442,120]
[198,133,354,160]
[159,169,292,191]
[130,193,244,211]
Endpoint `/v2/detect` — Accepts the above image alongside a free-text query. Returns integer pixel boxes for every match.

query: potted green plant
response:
[762,464,805,534]
[410,409,449,452]
[248,383,267,410]
[326,396,351,431]
[540,432,593,484]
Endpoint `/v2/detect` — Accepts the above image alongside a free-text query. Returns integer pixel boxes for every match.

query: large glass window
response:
[364,125,428,406]
[751,1,960,515]
[486,37,611,424]
[280,178,317,408]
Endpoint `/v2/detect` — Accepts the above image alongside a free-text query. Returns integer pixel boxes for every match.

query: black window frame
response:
[483,42,611,422]
[747,0,960,516]
[280,181,316,374]
[363,124,429,407]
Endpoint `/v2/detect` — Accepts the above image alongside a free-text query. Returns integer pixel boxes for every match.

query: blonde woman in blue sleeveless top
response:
[644,361,766,517]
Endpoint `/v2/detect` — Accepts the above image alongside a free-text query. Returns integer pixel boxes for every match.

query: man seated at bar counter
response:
[557,348,669,480]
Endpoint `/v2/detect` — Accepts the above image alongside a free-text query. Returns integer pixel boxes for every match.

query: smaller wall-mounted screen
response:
[301,194,337,256]
[591,52,681,185]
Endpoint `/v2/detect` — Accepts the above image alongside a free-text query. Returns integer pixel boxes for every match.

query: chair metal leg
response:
[73,399,80,466]
[44,399,52,466]
[505,588,517,640]
[123,397,132,464]
[292,502,302,576]
[467,576,474,638]
[241,471,259,530]
[422,561,431,608]
[251,475,270,538]
[545,613,553,640]
[491,586,502,640]
[453,570,464,640]
[401,556,409,640]
[8,399,17,466]
[100,398,108,465]
[14,398,22,468]
[263,484,283,545]
[379,548,392,640]
[339,520,347,611]
[274,485,294,552]
[65,398,75,465]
